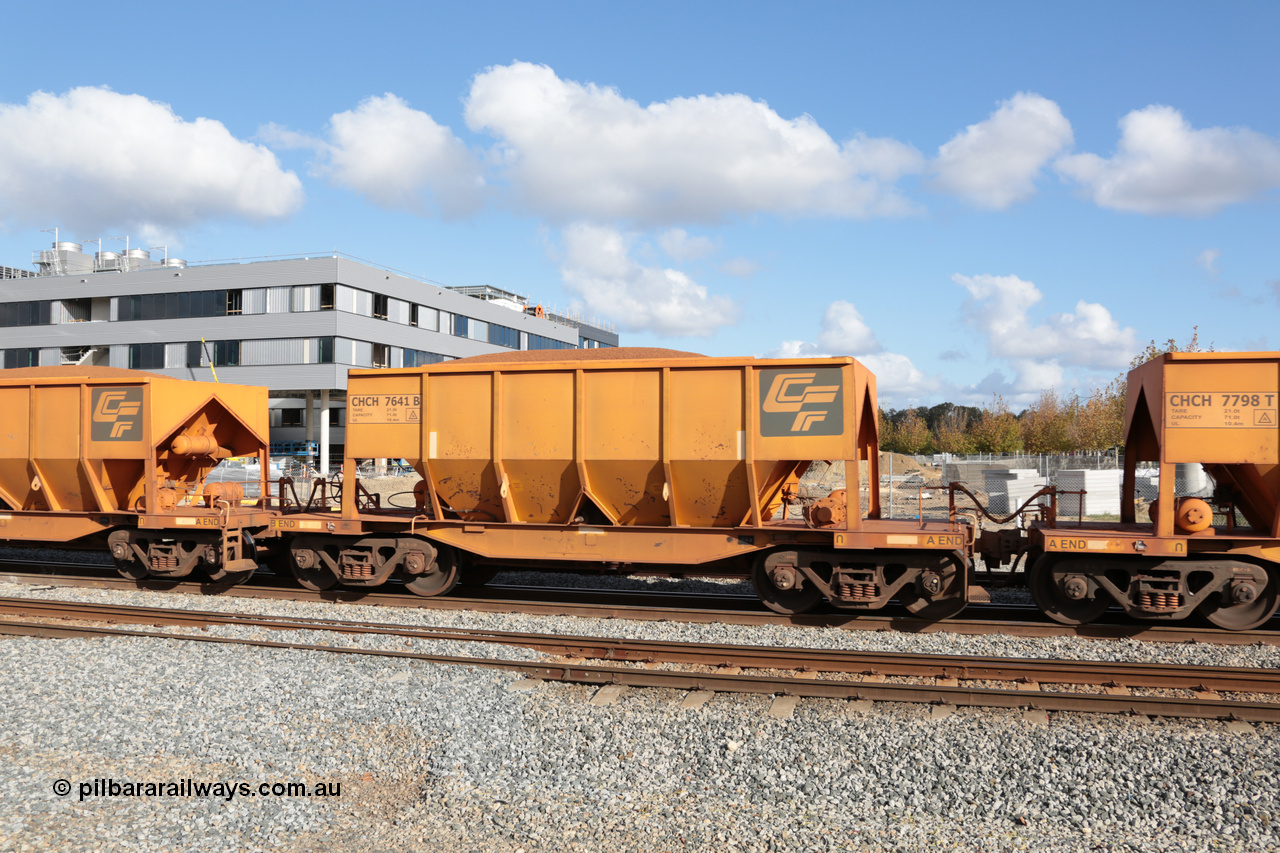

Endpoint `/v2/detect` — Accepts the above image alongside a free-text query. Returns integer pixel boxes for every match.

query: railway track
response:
[3,596,1278,722]
[3,560,1278,645]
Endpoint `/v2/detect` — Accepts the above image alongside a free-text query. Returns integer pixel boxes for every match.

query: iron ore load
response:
[279,349,973,618]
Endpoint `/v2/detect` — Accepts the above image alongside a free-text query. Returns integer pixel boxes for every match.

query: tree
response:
[1069,381,1125,451]
[892,411,934,455]
[1020,390,1077,453]
[971,396,1022,453]
[934,408,977,454]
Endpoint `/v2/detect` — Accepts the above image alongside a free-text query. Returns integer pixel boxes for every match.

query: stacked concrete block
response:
[1056,469,1122,517]
[983,468,1047,514]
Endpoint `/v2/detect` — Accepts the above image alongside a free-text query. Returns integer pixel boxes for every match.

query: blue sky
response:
[2,1,1277,407]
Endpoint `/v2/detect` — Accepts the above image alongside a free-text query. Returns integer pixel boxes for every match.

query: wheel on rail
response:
[1028,554,1110,626]
[404,544,461,597]
[113,557,148,581]
[752,552,823,615]
[458,561,499,586]
[897,554,967,621]
[1198,565,1280,631]
[291,547,339,591]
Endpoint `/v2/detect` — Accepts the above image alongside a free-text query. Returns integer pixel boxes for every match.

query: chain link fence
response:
[784,455,1215,525]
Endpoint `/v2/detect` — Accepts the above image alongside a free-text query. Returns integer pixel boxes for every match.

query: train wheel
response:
[897,555,966,620]
[113,558,147,581]
[752,553,822,615]
[405,544,461,597]
[1029,555,1110,626]
[1198,567,1280,631]
[458,562,500,586]
[291,548,339,591]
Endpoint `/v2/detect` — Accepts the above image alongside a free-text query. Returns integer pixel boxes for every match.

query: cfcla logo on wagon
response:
[91,388,144,441]
[760,369,844,436]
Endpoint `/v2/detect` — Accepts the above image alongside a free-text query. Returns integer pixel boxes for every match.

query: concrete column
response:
[304,391,315,443]
[320,389,331,476]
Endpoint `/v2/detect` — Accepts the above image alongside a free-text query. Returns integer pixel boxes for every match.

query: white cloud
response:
[954,272,1138,390]
[1196,248,1221,275]
[816,300,881,354]
[658,228,717,261]
[0,87,302,234]
[1055,105,1280,215]
[860,352,938,400]
[931,93,1073,209]
[558,223,738,337]
[465,61,924,224]
[766,301,939,404]
[264,94,485,218]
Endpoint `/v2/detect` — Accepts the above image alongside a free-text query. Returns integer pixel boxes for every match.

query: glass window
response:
[0,300,53,327]
[128,343,166,370]
[527,334,574,350]
[404,349,446,368]
[2,348,39,368]
[489,324,519,349]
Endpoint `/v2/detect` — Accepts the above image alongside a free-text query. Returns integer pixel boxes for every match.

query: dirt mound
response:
[880,452,927,473]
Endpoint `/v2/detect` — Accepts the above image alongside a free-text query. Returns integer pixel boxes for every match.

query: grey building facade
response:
[0,242,618,472]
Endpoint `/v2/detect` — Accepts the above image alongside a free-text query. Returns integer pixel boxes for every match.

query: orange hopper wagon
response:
[280,348,974,617]
[0,366,273,582]
[1013,352,1280,630]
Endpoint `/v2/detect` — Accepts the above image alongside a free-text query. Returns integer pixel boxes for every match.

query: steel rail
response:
[1,616,1277,722]
[2,597,1279,695]
[4,569,1278,647]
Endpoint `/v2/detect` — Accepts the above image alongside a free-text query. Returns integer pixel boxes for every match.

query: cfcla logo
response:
[91,388,143,441]
[759,369,844,436]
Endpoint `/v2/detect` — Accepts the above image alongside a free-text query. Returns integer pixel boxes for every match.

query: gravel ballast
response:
[2,577,1278,851]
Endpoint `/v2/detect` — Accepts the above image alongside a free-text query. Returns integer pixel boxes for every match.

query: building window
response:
[372,343,390,368]
[315,336,334,364]
[128,343,167,370]
[404,349,446,367]
[372,294,388,320]
[281,408,304,427]
[2,348,39,368]
[186,340,239,367]
[118,289,226,321]
[489,323,519,349]
[0,300,53,327]
[226,290,244,315]
[320,283,335,310]
[213,340,240,366]
[453,315,469,338]
[410,304,439,331]
[527,334,574,350]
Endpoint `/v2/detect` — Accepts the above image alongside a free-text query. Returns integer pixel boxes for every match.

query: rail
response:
[3,598,1278,722]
